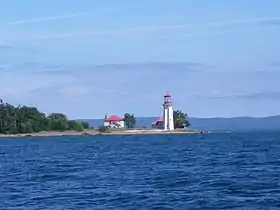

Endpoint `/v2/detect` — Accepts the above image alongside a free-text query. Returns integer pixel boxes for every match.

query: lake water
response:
[0,132,280,209]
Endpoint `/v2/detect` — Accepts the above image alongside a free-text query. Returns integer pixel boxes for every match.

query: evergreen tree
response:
[0,101,90,134]
[123,113,136,128]
[173,110,190,129]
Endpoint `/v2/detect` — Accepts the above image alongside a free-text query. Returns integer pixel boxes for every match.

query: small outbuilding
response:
[152,116,164,129]
[104,115,125,129]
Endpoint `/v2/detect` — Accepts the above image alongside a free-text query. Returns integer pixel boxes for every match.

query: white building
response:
[163,92,174,131]
[152,92,175,131]
[104,115,125,129]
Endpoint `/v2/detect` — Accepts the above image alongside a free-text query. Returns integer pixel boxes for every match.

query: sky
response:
[1,0,280,119]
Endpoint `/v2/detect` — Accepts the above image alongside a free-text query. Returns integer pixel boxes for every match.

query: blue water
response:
[0,132,280,210]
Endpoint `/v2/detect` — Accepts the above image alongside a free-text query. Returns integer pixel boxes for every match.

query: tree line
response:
[0,101,90,134]
[0,100,190,134]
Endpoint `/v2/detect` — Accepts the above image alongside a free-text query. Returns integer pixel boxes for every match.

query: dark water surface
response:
[0,132,280,209]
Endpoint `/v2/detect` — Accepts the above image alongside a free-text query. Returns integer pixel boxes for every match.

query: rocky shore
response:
[0,129,204,138]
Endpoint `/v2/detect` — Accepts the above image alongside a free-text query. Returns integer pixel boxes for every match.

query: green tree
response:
[68,120,84,131]
[0,100,88,134]
[123,113,136,128]
[48,113,69,131]
[173,110,190,129]
[80,121,90,129]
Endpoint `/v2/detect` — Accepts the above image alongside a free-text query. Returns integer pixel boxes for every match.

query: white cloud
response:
[5,12,93,25]
[0,71,78,101]
[8,16,280,40]
[1,61,279,118]
[0,86,27,99]
[57,84,91,99]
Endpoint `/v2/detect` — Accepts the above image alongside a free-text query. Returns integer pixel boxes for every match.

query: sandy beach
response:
[0,129,202,138]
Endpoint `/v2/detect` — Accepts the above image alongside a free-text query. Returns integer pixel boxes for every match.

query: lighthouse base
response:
[163,106,174,131]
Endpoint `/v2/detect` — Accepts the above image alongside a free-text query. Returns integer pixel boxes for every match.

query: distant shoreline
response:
[0,129,203,138]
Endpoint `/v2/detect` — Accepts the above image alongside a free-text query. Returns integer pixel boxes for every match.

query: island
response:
[0,97,201,138]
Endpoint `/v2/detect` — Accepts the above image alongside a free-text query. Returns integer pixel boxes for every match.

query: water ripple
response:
[0,132,280,209]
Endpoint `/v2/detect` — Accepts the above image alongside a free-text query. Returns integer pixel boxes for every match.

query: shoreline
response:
[0,129,204,138]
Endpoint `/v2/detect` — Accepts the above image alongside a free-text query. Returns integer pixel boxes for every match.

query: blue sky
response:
[1,0,280,119]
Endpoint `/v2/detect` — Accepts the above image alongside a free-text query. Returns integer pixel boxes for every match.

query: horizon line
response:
[76,115,280,120]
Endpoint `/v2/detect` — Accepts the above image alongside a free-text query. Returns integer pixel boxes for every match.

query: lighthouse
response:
[163,92,174,131]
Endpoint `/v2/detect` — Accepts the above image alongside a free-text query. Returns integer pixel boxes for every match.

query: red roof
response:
[152,116,164,125]
[105,115,122,122]
[164,91,171,97]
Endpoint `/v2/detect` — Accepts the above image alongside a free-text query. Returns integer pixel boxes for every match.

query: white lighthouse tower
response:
[163,92,174,131]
